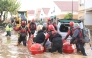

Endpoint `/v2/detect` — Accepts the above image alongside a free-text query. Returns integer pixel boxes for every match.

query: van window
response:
[59,24,69,32]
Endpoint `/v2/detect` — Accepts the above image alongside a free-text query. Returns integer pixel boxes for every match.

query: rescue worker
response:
[47,18,52,31]
[70,23,87,56]
[5,21,12,36]
[17,21,29,46]
[53,22,57,30]
[28,19,36,38]
[47,18,57,31]
[43,25,62,54]
[64,21,74,40]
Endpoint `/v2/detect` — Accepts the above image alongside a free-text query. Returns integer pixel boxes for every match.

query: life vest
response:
[49,31,61,42]
[20,26,27,33]
[30,23,36,30]
[6,24,12,31]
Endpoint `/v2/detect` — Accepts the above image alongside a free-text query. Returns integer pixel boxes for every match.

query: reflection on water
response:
[0,30,92,58]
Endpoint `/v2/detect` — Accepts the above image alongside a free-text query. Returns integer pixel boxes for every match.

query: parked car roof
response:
[58,19,81,23]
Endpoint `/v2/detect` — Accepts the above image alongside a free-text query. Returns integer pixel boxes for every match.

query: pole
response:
[72,0,73,19]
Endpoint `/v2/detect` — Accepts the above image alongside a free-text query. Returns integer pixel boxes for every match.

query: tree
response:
[64,13,73,19]
[8,0,20,15]
[0,0,20,25]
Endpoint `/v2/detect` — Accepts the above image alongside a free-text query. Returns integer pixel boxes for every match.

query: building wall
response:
[78,0,85,11]
[78,0,85,19]
[78,11,84,19]
[56,14,78,19]
[84,12,92,25]
[85,0,92,9]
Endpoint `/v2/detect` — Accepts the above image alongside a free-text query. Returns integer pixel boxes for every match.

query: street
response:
[0,29,92,58]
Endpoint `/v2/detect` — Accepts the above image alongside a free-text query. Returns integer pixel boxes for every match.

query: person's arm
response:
[64,30,70,40]
[43,33,50,46]
[70,29,79,44]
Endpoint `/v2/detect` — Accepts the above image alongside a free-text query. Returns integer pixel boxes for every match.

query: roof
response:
[27,10,35,14]
[58,19,81,23]
[54,1,78,11]
[42,8,50,15]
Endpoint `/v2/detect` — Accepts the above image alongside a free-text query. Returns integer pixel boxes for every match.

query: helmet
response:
[21,21,26,26]
[31,18,35,22]
[69,21,74,27]
[48,25,55,31]
[47,18,51,21]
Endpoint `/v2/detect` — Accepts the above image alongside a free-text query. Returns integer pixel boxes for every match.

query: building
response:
[35,0,78,22]
[54,1,78,19]
[78,0,92,28]
[27,10,35,20]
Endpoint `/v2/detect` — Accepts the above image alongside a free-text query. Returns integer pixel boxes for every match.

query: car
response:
[57,19,90,42]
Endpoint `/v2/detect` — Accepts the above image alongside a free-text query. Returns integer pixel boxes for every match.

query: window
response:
[59,24,69,32]
[80,0,84,6]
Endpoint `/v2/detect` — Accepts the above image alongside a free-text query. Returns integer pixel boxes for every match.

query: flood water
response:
[0,28,92,58]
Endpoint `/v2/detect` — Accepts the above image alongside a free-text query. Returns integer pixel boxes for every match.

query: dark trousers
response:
[76,42,86,55]
[18,36,26,46]
[6,31,11,36]
[29,30,35,38]
[50,37,63,53]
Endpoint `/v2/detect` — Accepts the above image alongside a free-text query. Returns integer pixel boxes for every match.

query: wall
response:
[78,11,84,19]
[56,11,78,19]
[84,12,92,25]
[85,0,92,9]
[78,0,85,11]
[56,14,78,19]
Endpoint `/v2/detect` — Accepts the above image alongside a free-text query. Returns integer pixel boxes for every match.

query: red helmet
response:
[21,21,26,26]
[69,21,74,27]
[47,18,51,21]
[32,19,35,22]
[48,25,55,31]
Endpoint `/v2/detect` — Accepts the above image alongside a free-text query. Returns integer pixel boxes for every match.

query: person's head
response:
[21,21,26,26]
[28,20,31,23]
[74,23,80,28]
[69,21,74,28]
[48,25,55,31]
[31,18,35,22]
[47,18,51,21]
[37,25,43,32]
[42,26,47,33]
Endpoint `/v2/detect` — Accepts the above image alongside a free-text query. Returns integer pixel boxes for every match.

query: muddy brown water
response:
[0,30,92,58]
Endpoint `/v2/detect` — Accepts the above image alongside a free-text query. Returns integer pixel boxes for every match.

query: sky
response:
[18,0,78,11]
[18,0,53,10]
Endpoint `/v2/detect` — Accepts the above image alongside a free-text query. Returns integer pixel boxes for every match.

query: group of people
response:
[14,17,87,56]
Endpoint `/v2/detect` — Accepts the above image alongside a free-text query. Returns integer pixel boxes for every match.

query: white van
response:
[57,19,90,42]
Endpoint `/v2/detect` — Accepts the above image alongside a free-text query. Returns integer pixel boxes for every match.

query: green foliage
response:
[0,0,20,14]
[0,0,20,26]
[64,13,73,19]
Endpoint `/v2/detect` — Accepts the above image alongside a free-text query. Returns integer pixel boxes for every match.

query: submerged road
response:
[0,29,92,58]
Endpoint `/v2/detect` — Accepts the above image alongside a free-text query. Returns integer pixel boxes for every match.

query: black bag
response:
[80,29,90,43]
[76,28,90,43]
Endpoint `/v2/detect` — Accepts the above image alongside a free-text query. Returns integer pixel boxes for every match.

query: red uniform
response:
[43,25,62,53]
[17,21,29,46]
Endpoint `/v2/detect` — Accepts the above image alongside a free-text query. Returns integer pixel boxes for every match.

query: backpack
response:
[79,28,90,43]
[30,23,36,30]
